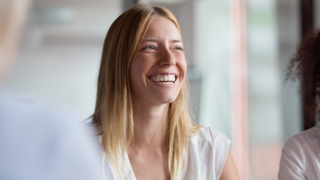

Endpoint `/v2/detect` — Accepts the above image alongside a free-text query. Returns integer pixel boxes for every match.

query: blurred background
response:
[2,0,319,179]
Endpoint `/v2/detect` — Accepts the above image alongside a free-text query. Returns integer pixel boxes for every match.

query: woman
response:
[278,29,320,179]
[92,4,239,180]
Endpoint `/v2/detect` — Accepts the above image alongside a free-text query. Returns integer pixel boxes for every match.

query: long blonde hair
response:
[92,4,201,179]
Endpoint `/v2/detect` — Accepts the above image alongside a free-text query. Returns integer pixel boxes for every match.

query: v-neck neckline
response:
[124,151,137,180]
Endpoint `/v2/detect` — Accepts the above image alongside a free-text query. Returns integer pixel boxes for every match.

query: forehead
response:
[143,16,181,40]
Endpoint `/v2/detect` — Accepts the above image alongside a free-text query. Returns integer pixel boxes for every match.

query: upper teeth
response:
[150,74,176,82]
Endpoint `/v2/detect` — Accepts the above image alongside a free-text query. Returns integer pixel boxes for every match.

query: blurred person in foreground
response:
[278,29,320,179]
[0,0,103,179]
[91,4,240,180]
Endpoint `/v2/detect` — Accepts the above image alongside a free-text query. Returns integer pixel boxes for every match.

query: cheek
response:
[181,61,187,74]
[178,57,187,81]
[130,62,139,83]
[130,65,143,94]
[129,57,150,87]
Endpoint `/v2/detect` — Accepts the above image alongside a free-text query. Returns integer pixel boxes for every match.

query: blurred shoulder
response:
[0,87,84,131]
[0,88,104,180]
[283,126,320,154]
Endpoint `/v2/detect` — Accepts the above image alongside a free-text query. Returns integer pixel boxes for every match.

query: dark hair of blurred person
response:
[287,29,320,128]
[278,29,320,180]
[0,0,103,179]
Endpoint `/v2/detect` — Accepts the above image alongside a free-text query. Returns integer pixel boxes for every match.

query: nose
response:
[159,48,176,66]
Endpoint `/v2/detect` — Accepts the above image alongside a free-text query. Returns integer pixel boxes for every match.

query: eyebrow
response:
[142,39,182,43]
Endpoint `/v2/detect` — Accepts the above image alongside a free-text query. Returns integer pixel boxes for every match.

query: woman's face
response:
[130,16,187,105]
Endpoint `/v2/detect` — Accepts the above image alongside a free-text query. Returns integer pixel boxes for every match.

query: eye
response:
[173,46,183,51]
[142,45,155,50]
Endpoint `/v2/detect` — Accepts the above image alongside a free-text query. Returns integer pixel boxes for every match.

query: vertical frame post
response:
[230,0,249,179]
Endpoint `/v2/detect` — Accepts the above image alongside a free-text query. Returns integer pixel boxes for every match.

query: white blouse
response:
[278,126,320,180]
[100,127,230,180]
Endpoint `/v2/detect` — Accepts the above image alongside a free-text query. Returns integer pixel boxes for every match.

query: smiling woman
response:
[91,4,239,180]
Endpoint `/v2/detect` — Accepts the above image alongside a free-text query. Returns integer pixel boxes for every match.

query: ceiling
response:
[29,0,122,46]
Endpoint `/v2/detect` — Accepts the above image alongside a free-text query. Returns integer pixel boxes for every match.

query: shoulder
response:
[282,126,320,155]
[0,88,90,141]
[0,88,81,126]
[189,127,231,156]
[0,89,103,180]
[187,127,231,179]
[279,126,320,180]
[190,127,231,153]
[191,126,231,145]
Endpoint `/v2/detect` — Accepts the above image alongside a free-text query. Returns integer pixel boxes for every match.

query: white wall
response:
[4,0,122,120]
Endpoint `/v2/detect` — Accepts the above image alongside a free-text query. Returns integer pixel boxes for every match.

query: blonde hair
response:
[92,4,201,179]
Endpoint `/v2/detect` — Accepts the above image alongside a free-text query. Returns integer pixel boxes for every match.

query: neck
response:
[131,98,169,148]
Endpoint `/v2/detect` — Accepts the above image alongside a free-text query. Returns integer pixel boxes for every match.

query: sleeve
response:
[208,127,231,180]
[278,136,307,180]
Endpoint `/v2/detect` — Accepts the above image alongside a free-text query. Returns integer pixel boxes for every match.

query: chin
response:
[157,94,178,104]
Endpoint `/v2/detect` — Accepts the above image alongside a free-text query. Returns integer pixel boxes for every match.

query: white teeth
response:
[150,74,177,84]
[169,75,175,81]
[155,82,174,84]
[164,75,168,81]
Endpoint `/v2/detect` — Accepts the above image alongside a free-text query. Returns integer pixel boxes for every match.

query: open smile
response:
[148,73,179,85]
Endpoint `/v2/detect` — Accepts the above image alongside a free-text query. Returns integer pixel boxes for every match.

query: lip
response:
[147,72,179,88]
